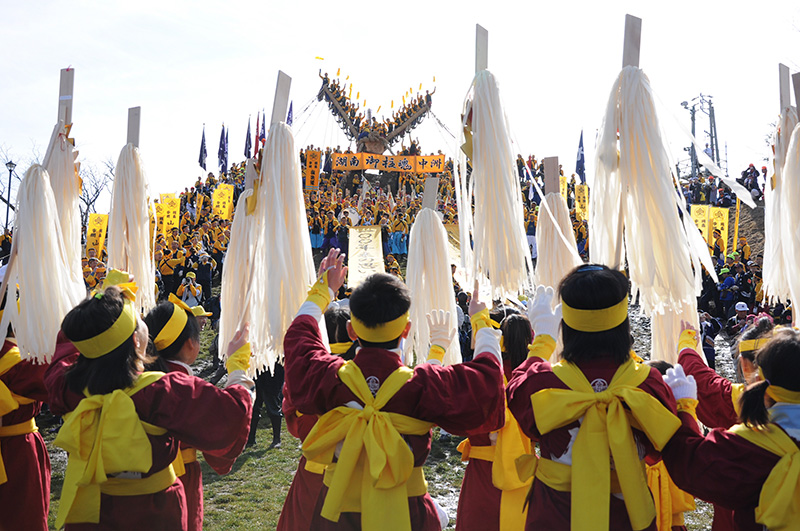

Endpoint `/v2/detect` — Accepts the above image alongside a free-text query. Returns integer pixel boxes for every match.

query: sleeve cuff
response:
[527,334,556,359]
[474,328,502,366]
[428,344,446,364]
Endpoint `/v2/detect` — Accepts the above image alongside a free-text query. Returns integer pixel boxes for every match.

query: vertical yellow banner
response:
[212,184,234,220]
[347,226,385,288]
[155,203,166,236]
[163,197,181,234]
[305,150,321,189]
[160,193,176,205]
[732,198,741,250]
[559,176,568,202]
[709,206,729,254]
[690,205,710,242]
[86,213,108,258]
[574,185,589,221]
[196,194,205,223]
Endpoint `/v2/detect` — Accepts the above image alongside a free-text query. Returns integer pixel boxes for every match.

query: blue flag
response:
[287,101,294,126]
[199,127,207,170]
[218,124,227,174]
[244,117,252,159]
[259,110,266,143]
[576,130,586,184]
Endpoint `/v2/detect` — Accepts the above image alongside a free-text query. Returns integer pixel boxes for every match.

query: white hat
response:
[735,302,748,312]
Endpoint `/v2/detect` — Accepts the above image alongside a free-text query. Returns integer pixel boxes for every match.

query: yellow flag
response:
[337,68,340,76]
[356,92,360,100]
[86,214,109,257]
[376,106,381,113]
[315,56,325,60]
[391,100,394,109]
[433,75,436,82]
[212,184,235,220]
[349,86,352,98]
[419,83,422,90]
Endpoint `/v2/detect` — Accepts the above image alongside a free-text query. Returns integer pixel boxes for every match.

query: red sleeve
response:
[402,352,505,437]
[283,314,346,415]
[662,419,779,513]
[135,372,252,475]
[2,341,49,403]
[282,392,318,441]
[44,332,84,415]
[678,348,738,429]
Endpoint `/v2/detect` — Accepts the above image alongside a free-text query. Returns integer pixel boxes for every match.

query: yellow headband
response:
[757,366,800,404]
[561,298,628,333]
[738,338,769,353]
[350,312,409,343]
[153,294,193,351]
[71,300,138,359]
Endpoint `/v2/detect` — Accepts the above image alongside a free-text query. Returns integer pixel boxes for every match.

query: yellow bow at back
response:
[729,423,800,531]
[530,359,680,531]
[302,362,433,531]
[54,372,166,528]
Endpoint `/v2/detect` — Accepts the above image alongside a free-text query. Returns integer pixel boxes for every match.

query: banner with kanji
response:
[690,205,711,242]
[575,185,589,221]
[331,153,446,173]
[347,226,385,288]
[709,206,729,253]
[86,213,108,257]
[212,184,234,220]
[163,196,181,234]
[559,176,568,202]
[154,203,166,236]
[196,194,205,223]
[305,150,321,189]
[160,193,176,205]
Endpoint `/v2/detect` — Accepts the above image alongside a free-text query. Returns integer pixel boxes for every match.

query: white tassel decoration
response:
[43,122,85,303]
[258,123,316,375]
[405,208,460,366]
[107,144,155,314]
[0,165,83,362]
[778,123,800,321]
[763,108,798,304]
[458,70,532,296]
[534,193,582,291]
[590,66,702,362]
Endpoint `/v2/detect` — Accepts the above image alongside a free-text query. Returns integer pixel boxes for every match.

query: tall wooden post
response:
[127,107,141,148]
[543,157,560,196]
[622,15,642,68]
[475,24,488,73]
[779,64,790,111]
[271,71,292,126]
[58,68,75,126]
[422,177,440,210]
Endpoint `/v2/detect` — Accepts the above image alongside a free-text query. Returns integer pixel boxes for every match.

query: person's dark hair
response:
[63,286,149,395]
[143,302,200,372]
[490,305,519,325]
[645,359,673,376]
[325,306,356,360]
[349,273,410,349]
[739,327,800,428]
[500,314,532,371]
[559,264,631,365]
[735,316,775,363]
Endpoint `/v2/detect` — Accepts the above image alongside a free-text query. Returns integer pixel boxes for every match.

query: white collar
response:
[169,359,194,377]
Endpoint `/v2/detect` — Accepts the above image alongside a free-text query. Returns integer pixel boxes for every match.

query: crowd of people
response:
[318,71,434,144]
[1,138,797,531]
[680,164,767,206]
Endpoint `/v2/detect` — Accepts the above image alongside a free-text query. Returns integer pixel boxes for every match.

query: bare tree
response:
[78,159,114,242]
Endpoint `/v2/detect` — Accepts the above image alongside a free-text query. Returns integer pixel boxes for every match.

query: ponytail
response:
[738,380,771,428]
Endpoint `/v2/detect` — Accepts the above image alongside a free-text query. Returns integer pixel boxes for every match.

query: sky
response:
[2,0,799,220]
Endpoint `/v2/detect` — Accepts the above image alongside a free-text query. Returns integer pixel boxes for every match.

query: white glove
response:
[225,369,255,391]
[664,364,697,400]
[427,310,456,351]
[527,285,562,339]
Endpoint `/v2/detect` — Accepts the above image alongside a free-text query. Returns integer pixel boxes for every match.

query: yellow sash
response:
[54,371,177,528]
[728,423,800,530]
[0,346,38,486]
[646,460,695,531]
[456,397,532,531]
[302,362,434,531]
[530,359,681,531]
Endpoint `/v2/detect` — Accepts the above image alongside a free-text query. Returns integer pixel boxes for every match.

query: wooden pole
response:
[779,64,790,111]
[475,24,488,73]
[543,157,560,196]
[622,15,642,68]
[422,177,440,210]
[58,68,75,126]
[270,71,292,126]
[792,72,800,112]
[127,107,141,148]
[732,198,740,258]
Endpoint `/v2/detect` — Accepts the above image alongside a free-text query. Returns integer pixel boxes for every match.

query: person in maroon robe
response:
[283,248,505,530]
[46,286,254,530]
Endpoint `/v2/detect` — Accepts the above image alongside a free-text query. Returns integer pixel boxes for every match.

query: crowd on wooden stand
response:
[681,164,767,206]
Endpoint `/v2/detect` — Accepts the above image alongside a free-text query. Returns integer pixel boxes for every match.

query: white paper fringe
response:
[778,122,800,320]
[107,144,155,314]
[763,108,798,304]
[590,66,701,361]
[0,165,84,362]
[43,122,86,303]
[457,70,532,297]
[405,208,461,366]
[534,193,582,291]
